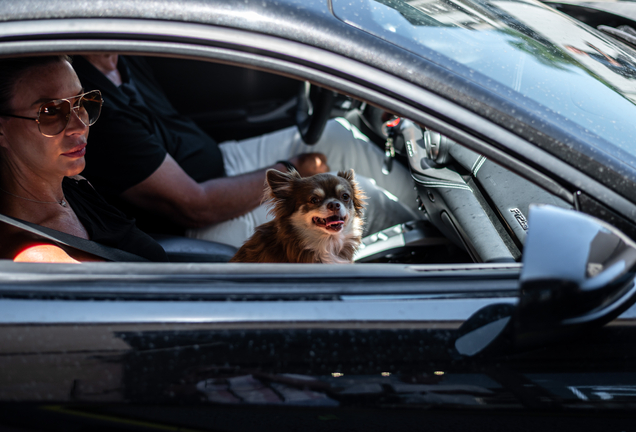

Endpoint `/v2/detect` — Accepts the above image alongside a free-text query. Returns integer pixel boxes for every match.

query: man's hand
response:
[289,153,330,177]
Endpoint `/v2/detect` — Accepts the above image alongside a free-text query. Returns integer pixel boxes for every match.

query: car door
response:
[2,218,636,429]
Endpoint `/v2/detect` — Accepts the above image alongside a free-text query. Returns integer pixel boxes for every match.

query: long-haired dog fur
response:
[230,168,365,263]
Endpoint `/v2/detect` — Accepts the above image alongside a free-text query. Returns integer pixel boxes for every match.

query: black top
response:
[73,56,225,234]
[63,177,168,262]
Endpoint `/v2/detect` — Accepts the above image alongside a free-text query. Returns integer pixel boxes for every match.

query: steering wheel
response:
[295,82,335,145]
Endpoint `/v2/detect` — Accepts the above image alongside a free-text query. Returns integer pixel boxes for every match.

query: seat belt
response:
[0,213,149,262]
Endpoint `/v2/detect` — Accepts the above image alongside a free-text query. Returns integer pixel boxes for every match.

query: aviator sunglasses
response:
[0,90,103,137]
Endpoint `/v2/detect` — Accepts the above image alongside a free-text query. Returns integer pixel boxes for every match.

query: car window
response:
[0,54,572,267]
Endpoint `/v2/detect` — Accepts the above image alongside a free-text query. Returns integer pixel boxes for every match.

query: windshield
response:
[332,0,636,169]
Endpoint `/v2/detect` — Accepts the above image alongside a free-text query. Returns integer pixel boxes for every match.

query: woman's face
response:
[0,60,89,181]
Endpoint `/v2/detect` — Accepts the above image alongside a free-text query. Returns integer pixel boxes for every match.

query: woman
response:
[0,56,167,262]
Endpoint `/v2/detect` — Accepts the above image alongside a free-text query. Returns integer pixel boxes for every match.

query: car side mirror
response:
[515,204,636,348]
[455,205,636,356]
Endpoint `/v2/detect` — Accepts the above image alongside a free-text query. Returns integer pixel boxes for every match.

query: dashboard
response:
[355,120,572,264]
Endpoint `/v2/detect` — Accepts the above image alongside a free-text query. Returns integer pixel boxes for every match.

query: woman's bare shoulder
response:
[0,223,100,263]
[14,244,80,263]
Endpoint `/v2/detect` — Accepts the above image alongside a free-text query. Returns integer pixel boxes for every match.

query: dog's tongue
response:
[313,215,345,231]
[326,215,344,224]
[326,215,344,230]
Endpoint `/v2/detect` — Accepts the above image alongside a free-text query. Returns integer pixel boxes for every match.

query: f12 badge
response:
[510,208,528,230]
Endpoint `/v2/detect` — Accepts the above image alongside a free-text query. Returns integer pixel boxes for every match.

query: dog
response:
[230,168,365,263]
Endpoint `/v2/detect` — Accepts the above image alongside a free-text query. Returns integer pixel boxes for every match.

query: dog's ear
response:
[266,169,299,199]
[337,169,355,183]
[337,169,366,215]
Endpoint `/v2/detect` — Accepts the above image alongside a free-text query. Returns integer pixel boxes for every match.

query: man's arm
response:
[121,152,329,228]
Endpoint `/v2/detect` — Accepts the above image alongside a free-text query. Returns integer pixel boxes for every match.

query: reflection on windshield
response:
[333,0,636,168]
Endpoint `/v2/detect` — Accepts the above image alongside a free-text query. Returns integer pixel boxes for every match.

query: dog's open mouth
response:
[313,215,345,232]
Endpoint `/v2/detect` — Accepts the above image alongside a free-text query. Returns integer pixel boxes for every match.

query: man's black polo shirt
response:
[74,55,226,234]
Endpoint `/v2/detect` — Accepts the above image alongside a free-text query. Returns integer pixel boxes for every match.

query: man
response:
[74,54,420,247]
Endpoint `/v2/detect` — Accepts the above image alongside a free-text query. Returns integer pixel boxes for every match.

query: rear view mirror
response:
[455,205,636,356]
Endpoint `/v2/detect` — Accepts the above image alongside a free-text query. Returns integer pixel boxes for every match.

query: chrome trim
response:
[472,155,487,176]
[0,297,517,324]
[413,180,472,191]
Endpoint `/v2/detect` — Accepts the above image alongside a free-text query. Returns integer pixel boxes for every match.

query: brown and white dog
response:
[230,168,365,263]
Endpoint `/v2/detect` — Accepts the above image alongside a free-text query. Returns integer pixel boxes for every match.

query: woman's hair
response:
[0,55,72,114]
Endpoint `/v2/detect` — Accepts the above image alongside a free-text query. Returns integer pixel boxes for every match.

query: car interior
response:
[0,54,574,265]
[93,55,569,265]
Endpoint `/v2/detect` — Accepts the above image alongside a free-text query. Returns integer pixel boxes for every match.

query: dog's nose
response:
[327,201,341,211]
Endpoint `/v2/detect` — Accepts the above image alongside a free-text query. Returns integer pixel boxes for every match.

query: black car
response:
[2,0,636,430]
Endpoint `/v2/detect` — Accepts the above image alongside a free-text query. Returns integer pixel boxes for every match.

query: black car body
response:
[2,0,636,430]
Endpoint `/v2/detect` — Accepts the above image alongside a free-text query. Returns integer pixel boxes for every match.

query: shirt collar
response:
[73,55,132,105]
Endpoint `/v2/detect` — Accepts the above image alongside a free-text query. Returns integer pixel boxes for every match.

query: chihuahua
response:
[231,169,365,263]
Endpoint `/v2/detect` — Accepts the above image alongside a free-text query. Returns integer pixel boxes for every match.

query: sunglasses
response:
[0,90,103,137]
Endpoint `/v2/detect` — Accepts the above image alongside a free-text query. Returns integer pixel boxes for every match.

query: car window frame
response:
[0,18,634,279]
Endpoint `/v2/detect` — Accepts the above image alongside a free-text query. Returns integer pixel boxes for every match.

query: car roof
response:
[0,0,336,36]
[0,0,406,84]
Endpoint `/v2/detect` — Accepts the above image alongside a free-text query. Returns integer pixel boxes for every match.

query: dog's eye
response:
[342,193,350,201]
[310,197,320,204]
